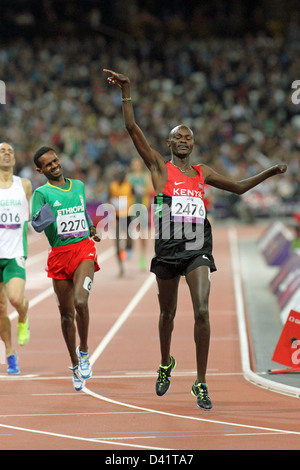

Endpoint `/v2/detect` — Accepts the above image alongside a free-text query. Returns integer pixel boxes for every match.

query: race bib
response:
[171,196,206,224]
[56,212,88,240]
[0,207,21,229]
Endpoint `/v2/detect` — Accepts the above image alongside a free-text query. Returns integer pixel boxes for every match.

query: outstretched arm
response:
[103,69,167,193]
[202,163,287,195]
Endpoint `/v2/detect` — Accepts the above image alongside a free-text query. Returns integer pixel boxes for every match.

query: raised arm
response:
[103,69,167,193]
[201,163,287,195]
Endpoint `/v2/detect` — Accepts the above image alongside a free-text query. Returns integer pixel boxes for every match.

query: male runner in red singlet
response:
[104,69,287,411]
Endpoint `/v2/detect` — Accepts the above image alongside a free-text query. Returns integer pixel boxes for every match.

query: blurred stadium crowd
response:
[0,0,299,220]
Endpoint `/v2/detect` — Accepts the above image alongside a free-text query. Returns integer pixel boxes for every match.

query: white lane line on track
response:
[79,234,300,441]
[0,411,149,418]
[0,371,243,381]
[228,227,300,399]
[3,240,297,447]
[89,273,156,366]
[1,247,170,450]
[83,386,300,437]
[8,287,54,322]
[7,246,115,322]
[0,371,244,381]
[97,246,115,263]
[0,422,170,450]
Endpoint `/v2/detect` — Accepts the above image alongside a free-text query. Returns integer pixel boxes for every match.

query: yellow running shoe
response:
[18,317,30,346]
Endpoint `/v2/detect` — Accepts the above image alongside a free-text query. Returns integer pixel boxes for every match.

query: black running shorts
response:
[150,253,216,280]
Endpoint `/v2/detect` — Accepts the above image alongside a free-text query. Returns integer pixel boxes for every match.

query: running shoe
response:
[191,382,212,410]
[7,352,20,375]
[18,317,30,346]
[69,365,86,391]
[156,356,176,396]
[76,346,92,380]
[119,250,127,261]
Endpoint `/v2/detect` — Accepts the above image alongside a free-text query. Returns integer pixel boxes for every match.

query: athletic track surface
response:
[1,224,300,451]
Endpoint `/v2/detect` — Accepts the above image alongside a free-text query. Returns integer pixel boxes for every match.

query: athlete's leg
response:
[156,276,180,367]
[185,266,211,384]
[5,277,28,323]
[52,278,78,367]
[72,260,95,353]
[125,216,132,253]
[115,218,124,276]
[0,283,13,356]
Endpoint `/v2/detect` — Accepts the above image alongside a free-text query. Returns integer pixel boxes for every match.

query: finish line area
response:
[1,224,300,450]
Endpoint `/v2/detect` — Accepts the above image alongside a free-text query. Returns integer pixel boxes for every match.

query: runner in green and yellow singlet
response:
[31,147,101,391]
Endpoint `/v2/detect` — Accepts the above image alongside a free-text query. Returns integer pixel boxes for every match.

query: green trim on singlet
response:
[22,220,28,258]
[155,192,163,218]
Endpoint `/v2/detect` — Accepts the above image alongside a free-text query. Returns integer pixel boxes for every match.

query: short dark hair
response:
[33,146,56,167]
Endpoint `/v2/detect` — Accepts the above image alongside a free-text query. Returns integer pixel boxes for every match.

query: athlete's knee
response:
[194,303,209,325]
[0,297,7,317]
[60,310,75,327]
[7,293,25,311]
[160,306,176,323]
[74,295,88,315]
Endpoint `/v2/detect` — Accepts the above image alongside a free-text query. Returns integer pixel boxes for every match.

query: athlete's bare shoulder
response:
[21,177,32,199]
[196,163,212,179]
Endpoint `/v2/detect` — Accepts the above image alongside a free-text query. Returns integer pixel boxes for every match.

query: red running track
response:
[0,225,300,450]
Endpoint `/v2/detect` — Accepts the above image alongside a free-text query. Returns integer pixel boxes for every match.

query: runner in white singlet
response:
[0,143,32,375]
